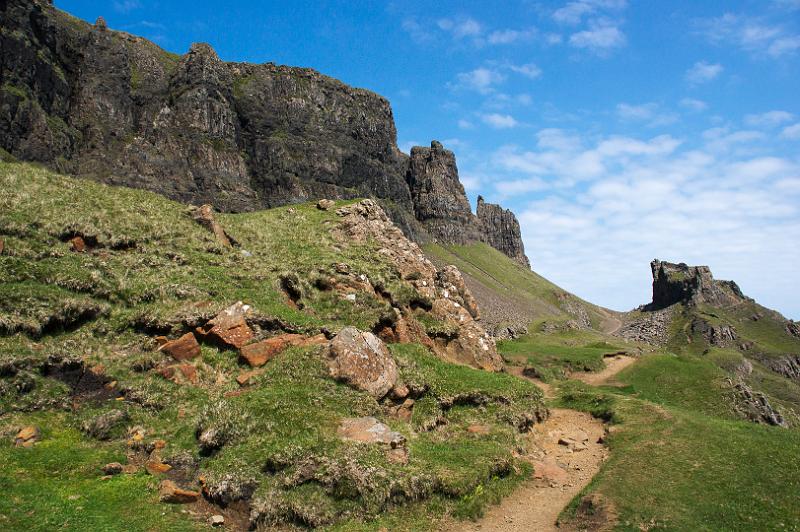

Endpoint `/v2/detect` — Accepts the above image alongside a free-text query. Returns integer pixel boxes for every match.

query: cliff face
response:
[477,196,530,268]
[0,0,530,265]
[647,259,747,310]
[406,141,482,244]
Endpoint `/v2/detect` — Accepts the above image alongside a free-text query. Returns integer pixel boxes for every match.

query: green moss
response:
[1,83,28,100]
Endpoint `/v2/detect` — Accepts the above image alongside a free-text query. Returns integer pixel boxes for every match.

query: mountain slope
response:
[0,161,545,530]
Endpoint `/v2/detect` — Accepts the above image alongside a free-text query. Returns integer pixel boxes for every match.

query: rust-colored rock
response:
[159,480,200,503]
[236,369,264,386]
[69,236,86,252]
[325,327,398,399]
[15,425,40,447]
[146,461,173,475]
[196,302,254,349]
[239,333,326,367]
[192,204,233,247]
[156,366,177,380]
[159,332,201,361]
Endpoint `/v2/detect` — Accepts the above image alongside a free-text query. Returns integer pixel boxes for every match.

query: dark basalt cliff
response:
[477,196,530,268]
[647,259,747,310]
[0,0,531,266]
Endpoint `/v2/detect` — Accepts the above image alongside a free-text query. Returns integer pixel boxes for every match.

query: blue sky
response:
[59,0,800,319]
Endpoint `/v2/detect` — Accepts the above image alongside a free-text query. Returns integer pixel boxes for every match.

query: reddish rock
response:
[239,333,326,367]
[69,236,86,252]
[14,426,39,447]
[159,480,200,503]
[159,332,201,361]
[177,364,198,384]
[156,366,176,380]
[192,204,233,248]
[154,335,169,346]
[196,302,254,349]
[533,459,569,484]
[146,461,173,475]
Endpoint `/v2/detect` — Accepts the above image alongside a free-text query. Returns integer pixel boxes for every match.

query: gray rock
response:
[477,196,530,268]
[325,327,398,399]
[81,409,128,440]
[647,259,748,310]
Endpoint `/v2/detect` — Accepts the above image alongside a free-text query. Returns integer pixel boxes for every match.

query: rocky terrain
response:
[0,0,529,266]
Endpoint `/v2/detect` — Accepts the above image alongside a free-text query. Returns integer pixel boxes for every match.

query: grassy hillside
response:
[425,243,616,331]
[0,162,546,530]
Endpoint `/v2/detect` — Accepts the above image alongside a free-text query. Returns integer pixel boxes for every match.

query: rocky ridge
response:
[0,0,530,266]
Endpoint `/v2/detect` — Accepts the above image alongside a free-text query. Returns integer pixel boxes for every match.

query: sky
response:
[58,0,800,319]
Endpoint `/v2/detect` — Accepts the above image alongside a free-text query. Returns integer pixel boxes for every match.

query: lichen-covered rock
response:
[436,265,480,320]
[477,196,530,268]
[325,327,398,399]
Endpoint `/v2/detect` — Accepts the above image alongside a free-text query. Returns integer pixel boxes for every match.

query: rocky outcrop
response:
[647,260,747,310]
[0,0,531,265]
[477,196,530,268]
[405,141,482,244]
[760,355,800,383]
[730,379,786,427]
[690,318,737,347]
[332,200,504,371]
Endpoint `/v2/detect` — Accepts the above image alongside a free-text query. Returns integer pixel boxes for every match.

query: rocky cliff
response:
[647,259,747,310]
[477,196,530,268]
[0,0,530,266]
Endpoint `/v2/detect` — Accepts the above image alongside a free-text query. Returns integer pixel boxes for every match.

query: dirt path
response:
[598,308,623,336]
[443,356,636,532]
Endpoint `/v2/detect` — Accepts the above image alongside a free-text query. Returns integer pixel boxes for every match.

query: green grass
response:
[0,412,197,531]
[558,381,800,531]
[498,329,629,381]
[0,162,547,530]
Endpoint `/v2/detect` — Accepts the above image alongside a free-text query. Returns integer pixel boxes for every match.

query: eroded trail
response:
[445,356,635,532]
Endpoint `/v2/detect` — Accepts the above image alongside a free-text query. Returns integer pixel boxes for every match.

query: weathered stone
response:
[209,515,225,527]
[159,480,200,504]
[196,302,254,349]
[787,320,800,339]
[14,425,39,447]
[82,409,128,440]
[145,461,173,475]
[239,333,326,367]
[436,265,480,320]
[647,259,747,310]
[337,417,405,448]
[533,458,569,484]
[325,327,398,399]
[317,199,335,210]
[691,318,737,347]
[477,196,530,268]
[159,332,201,361]
[102,462,124,475]
[69,236,86,252]
[192,204,233,247]
[177,364,198,384]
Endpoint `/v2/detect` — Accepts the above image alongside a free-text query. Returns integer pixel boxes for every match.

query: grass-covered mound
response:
[0,162,546,530]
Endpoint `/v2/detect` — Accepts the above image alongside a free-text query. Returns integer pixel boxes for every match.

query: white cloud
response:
[487,28,538,45]
[569,20,626,53]
[685,61,723,85]
[553,0,627,25]
[483,127,800,317]
[481,113,519,129]
[744,110,795,127]
[402,18,434,44]
[458,119,475,130]
[616,102,679,127]
[680,98,708,112]
[697,13,800,57]
[438,17,483,39]
[453,67,506,94]
[113,0,141,12]
[781,123,800,139]
[509,63,542,79]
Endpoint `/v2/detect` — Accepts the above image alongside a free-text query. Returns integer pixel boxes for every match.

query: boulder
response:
[192,204,233,247]
[159,332,201,361]
[325,327,398,399]
[239,333,326,367]
[159,480,200,504]
[337,417,405,448]
[102,462,124,475]
[14,425,39,447]
[82,409,128,440]
[196,302,254,349]
[69,236,86,252]
[317,199,335,210]
[209,515,225,527]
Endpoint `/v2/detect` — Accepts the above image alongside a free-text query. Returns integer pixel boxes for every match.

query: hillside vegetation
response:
[0,162,545,530]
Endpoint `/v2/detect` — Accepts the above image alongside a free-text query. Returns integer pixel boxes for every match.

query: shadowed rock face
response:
[0,0,530,265]
[477,196,530,268]
[647,260,747,310]
[406,141,482,244]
